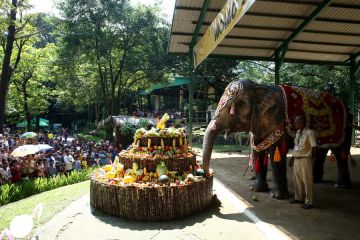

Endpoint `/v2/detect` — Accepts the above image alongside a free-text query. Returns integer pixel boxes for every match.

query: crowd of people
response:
[0,128,123,186]
[132,109,184,120]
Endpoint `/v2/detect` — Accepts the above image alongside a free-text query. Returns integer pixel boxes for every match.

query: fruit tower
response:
[90,114,214,221]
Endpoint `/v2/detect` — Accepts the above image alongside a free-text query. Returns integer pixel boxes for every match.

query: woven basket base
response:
[90,175,214,221]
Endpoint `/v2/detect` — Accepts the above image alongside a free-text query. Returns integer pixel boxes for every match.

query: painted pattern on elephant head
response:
[210,81,257,134]
[214,82,243,119]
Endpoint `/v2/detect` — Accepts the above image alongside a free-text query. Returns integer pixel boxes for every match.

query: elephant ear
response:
[237,81,256,104]
[256,88,282,117]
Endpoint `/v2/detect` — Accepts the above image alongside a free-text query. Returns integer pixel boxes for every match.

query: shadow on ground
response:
[90,195,253,231]
[207,148,360,240]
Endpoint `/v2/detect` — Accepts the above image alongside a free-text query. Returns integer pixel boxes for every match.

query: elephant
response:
[202,80,352,199]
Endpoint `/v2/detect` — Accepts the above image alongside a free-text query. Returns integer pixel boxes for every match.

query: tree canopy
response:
[0,0,358,131]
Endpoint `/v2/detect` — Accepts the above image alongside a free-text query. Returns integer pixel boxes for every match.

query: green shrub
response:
[0,168,93,206]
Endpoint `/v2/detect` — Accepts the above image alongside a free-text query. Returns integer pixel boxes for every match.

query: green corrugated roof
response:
[140,77,189,95]
[16,118,49,128]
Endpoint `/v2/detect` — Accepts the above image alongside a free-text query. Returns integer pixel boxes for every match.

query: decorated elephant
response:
[202,80,352,199]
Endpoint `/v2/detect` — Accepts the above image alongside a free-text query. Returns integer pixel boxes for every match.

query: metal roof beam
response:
[173,32,360,48]
[207,54,349,66]
[177,7,360,24]
[257,0,318,5]
[168,52,350,66]
[258,0,360,9]
[303,29,360,37]
[353,50,360,60]
[316,18,360,25]
[190,0,210,50]
[274,0,333,62]
[197,21,360,35]
[182,42,350,55]
[175,2,360,11]
[191,21,360,37]
[330,3,360,10]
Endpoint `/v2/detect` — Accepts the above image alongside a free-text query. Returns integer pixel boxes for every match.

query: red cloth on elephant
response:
[280,85,346,148]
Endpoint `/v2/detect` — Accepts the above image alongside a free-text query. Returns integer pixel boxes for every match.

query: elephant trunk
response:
[202,122,218,173]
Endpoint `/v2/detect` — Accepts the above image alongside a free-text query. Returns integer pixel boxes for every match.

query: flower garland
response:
[252,122,285,152]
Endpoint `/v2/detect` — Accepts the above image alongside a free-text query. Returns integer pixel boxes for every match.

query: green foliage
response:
[0,169,92,206]
[194,59,358,112]
[56,0,178,117]
[6,44,58,122]
[120,122,135,136]
[137,119,151,129]
[280,64,352,106]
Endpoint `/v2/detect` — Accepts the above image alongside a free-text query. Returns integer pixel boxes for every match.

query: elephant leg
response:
[331,148,351,188]
[251,151,269,192]
[269,149,289,199]
[313,148,328,183]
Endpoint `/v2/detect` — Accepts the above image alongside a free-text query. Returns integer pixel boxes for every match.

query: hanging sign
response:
[193,0,256,68]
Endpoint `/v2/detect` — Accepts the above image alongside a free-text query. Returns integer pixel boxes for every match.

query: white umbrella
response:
[10,144,53,157]
[11,145,39,157]
[36,144,53,152]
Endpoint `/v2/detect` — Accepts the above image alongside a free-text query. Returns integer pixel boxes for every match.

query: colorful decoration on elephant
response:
[214,82,243,119]
[280,84,346,148]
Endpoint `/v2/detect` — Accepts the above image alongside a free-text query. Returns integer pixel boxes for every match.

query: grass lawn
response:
[0,180,90,232]
[192,143,250,153]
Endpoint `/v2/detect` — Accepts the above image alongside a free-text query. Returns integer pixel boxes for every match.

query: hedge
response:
[0,169,92,206]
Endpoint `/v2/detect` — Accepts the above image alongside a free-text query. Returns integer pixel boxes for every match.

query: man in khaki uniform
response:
[289,115,317,209]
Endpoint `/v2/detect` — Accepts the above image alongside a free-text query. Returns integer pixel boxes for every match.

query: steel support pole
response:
[188,57,194,144]
[187,0,210,144]
[350,56,356,145]
[275,52,281,85]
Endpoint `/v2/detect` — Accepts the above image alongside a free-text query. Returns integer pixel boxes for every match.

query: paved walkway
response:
[36,179,293,240]
[36,148,360,240]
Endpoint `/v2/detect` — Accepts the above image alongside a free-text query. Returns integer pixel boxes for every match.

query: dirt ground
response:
[193,147,360,240]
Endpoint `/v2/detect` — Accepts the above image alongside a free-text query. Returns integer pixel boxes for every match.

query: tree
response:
[0,0,32,132]
[7,43,57,129]
[57,0,176,116]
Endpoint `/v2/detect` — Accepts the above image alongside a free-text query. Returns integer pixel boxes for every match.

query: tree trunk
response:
[24,93,31,131]
[147,95,152,111]
[0,0,18,133]
[94,102,100,123]
[35,116,40,132]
